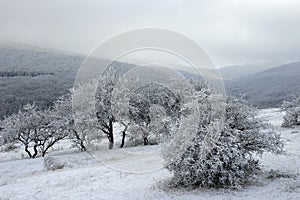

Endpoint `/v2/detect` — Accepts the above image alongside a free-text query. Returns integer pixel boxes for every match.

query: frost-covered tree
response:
[149,104,172,143]
[167,77,194,105]
[1,103,69,158]
[281,96,300,127]
[1,104,47,158]
[36,109,70,157]
[111,76,138,148]
[0,111,24,152]
[95,67,118,149]
[127,123,151,146]
[128,83,180,145]
[0,89,99,155]
[0,118,11,147]
[72,80,101,150]
[163,95,284,188]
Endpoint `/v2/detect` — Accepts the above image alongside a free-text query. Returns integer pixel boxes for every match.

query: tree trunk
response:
[42,140,56,157]
[73,130,86,151]
[24,145,33,158]
[80,140,86,151]
[144,137,148,145]
[120,131,126,148]
[108,120,114,149]
[120,122,128,148]
[32,144,38,158]
[109,141,114,149]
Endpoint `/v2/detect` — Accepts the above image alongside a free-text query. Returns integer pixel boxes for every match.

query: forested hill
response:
[0,43,84,119]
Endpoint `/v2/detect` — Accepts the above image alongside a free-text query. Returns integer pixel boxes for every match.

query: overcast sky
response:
[0,0,300,66]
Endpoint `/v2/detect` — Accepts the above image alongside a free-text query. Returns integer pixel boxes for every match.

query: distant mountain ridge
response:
[219,64,275,80]
[224,62,300,108]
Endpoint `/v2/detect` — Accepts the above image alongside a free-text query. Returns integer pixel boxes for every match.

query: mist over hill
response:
[0,43,299,119]
[224,62,300,108]
[219,64,275,80]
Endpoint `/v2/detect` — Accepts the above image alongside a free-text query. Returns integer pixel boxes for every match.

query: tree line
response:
[0,70,54,77]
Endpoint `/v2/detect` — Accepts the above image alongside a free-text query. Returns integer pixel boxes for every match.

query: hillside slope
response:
[225,62,300,108]
[0,43,84,119]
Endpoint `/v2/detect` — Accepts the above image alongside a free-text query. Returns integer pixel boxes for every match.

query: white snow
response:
[0,108,299,199]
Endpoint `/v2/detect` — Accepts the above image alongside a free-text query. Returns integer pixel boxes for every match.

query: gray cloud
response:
[0,0,299,66]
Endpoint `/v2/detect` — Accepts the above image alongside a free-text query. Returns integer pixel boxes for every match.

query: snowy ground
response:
[0,108,299,199]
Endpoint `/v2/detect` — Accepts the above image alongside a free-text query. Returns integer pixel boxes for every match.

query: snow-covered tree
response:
[0,112,22,150]
[0,103,69,158]
[281,96,300,127]
[128,83,180,145]
[0,116,12,146]
[163,95,284,188]
[1,104,46,158]
[149,104,172,143]
[111,75,138,148]
[95,67,118,149]
[72,80,101,150]
[167,76,194,105]
[127,123,151,146]
[36,108,70,157]
[50,95,76,145]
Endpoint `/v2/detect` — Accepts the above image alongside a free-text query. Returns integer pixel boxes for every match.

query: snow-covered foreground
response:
[0,109,299,199]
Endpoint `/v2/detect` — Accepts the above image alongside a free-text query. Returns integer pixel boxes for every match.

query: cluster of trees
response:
[94,68,183,149]
[281,96,300,127]
[0,90,102,158]
[92,67,284,188]
[0,65,286,189]
[0,66,188,156]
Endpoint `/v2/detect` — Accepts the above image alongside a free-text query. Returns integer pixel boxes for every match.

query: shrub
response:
[163,96,283,188]
[44,156,65,171]
[281,96,300,127]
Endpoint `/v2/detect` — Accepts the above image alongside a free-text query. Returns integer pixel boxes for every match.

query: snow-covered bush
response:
[0,142,18,152]
[281,96,300,127]
[44,156,65,171]
[163,95,284,188]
